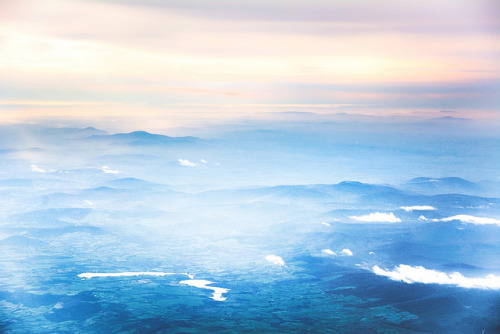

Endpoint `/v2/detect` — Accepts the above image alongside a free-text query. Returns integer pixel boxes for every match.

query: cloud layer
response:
[1,0,498,125]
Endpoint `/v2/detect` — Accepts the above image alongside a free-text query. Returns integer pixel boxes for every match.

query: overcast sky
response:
[0,0,499,128]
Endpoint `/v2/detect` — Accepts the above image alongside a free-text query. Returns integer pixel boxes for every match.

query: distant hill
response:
[403,177,480,195]
[427,116,471,122]
[0,179,33,188]
[103,177,167,190]
[86,131,200,146]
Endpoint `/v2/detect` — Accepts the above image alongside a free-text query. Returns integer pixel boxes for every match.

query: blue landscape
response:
[1,0,499,332]
[0,117,499,333]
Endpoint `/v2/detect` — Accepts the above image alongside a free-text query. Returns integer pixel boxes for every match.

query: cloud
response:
[341,249,353,256]
[321,222,331,227]
[419,215,428,221]
[349,212,401,223]
[373,265,500,290]
[30,164,46,173]
[78,272,193,279]
[322,249,336,255]
[265,255,285,266]
[400,205,436,212]
[100,166,119,174]
[180,279,230,301]
[200,159,207,163]
[178,159,197,167]
[439,215,500,226]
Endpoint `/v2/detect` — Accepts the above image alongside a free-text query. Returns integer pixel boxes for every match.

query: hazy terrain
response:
[0,118,499,333]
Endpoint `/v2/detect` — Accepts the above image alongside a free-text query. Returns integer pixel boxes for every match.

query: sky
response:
[0,0,499,129]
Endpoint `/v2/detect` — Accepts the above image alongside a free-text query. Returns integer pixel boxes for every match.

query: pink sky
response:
[0,0,498,128]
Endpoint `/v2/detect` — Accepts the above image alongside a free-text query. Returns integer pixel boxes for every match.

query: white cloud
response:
[400,205,436,212]
[180,279,230,301]
[369,252,375,255]
[373,265,500,290]
[349,212,401,223]
[419,215,428,221]
[265,255,285,266]
[322,249,336,255]
[178,159,197,167]
[31,164,46,173]
[101,165,119,174]
[201,159,207,163]
[341,249,353,256]
[321,222,331,227]
[440,215,500,226]
[78,272,193,279]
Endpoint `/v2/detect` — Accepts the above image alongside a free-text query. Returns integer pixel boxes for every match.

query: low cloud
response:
[341,249,353,256]
[78,272,193,279]
[101,166,119,174]
[322,249,336,255]
[321,222,331,227]
[349,212,401,223]
[373,264,500,290]
[265,254,285,266]
[180,279,230,301]
[400,206,436,212]
[439,215,500,226]
[31,164,46,173]
[178,159,197,167]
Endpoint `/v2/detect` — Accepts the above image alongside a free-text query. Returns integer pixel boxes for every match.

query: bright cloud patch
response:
[78,272,193,279]
[321,222,331,227]
[31,164,46,173]
[440,215,500,226]
[178,159,197,167]
[400,206,436,212]
[180,279,230,301]
[373,265,500,290]
[341,249,353,256]
[101,166,119,174]
[322,249,336,255]
[349,212,401,223]
[265,255,285,266]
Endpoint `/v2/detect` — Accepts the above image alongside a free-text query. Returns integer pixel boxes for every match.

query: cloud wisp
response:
[400,206,436,212]
[322,249,336,255]
[349,212,401,223]
[373,265,500,290]
[341,249,353,256]
[437,215,500,226]
[100,166,119,174]
[78,272,194,279]
[265,255,285,266]
[30,164,46,173]
[180,279,230,301]
[178,159,197,167]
